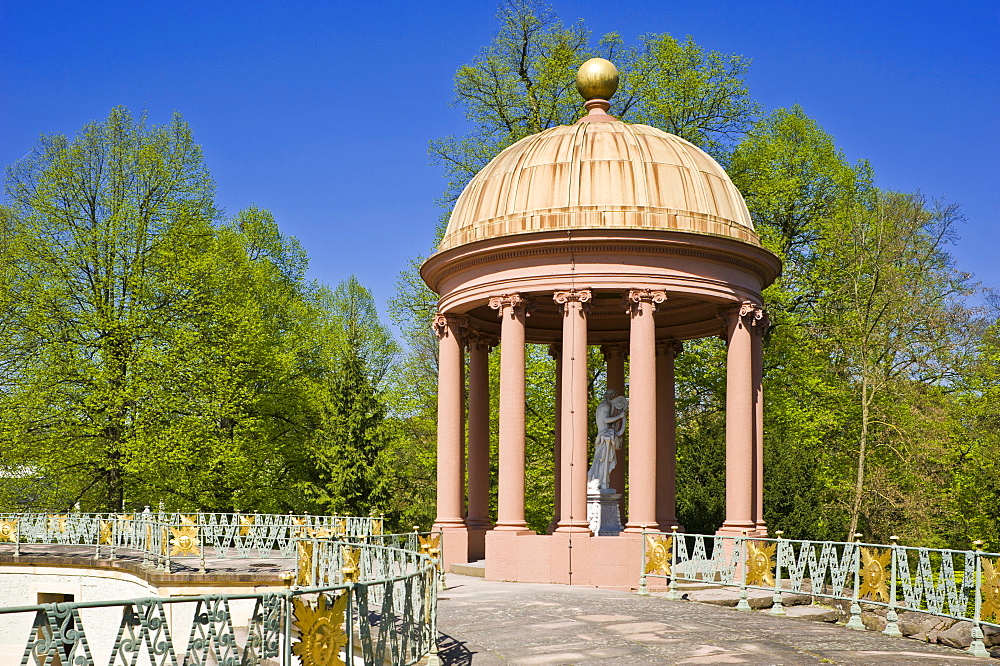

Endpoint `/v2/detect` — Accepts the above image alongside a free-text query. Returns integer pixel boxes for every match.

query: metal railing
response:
[0,534,440,665]
[639,528,1000,658]
[0,511,387,572]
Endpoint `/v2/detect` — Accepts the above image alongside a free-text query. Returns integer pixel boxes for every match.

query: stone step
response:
[450,560,485,577]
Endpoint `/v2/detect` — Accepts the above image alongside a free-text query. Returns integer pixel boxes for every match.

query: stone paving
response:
[436,574,993,665]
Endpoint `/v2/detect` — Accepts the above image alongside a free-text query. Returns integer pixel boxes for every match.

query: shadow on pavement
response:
[436,632,477,665]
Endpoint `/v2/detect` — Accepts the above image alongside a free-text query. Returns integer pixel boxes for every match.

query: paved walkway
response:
[436,574,992,665]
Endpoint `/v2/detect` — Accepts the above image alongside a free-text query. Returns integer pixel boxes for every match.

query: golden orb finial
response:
[576,58,619,101]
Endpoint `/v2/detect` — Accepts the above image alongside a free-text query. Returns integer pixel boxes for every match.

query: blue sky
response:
[2,1,997,321]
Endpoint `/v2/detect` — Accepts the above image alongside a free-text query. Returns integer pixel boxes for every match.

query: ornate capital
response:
[547,343,562,360]
[600,343,627,360]
[626,289,666,316]
[656,339,683,358]
[488,293,528,318]
[552,289,592,305]
[432,313,468,339]
[719,302,764,330]
[465,329,498,350]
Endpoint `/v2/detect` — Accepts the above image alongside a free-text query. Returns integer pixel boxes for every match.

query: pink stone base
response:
[484,531,645,589]
[466,525,492,561]
[434,524,470,571]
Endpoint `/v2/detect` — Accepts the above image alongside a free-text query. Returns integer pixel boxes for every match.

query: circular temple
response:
[576,58,619,100]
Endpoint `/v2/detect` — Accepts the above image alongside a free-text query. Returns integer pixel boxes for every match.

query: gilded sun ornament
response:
[644,535,672,575]
[48,514,68,533]
[239,514,254,536]
[292,517,308,537]
[291,593,349,666]
[334,518,347,536]
[99,520,113,545]
[0,519,17,542]
[180,514,197,526]
[745,541,777,587]
[859,547,892,602]
[981,557,1000,623]
[170,526,200,556]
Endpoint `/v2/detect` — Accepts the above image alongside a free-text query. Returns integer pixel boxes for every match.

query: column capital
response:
[552,288,592,306]
[466,330,499,350]
[626,289,666,316]
[718,302,764,329]
[600,342,628,360]
[432,313,468,339]
[488,293,529,318]
[656,339,683,358]
[547,343,562,360]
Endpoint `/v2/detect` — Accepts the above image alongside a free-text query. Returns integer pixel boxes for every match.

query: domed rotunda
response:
[422,59,781,587]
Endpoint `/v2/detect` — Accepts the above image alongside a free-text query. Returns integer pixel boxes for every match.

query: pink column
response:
[601,344,627,503]
[752,312,768,535]
[554,289,592,532]
[547,343,562,534]
[719,303,759,535]
[466,331,495,532]
[656,340,682,530]
[433,313,467,529]
[489,294,529,531]
[624,289,665,532]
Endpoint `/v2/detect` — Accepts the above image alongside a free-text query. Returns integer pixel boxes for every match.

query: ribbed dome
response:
[439,120,757,251]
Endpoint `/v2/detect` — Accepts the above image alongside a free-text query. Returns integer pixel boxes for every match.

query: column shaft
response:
[547,344,562,533]
[490,295,528,530]
[752,319,767,535]
[555,290,591,532]
[656,341,681,529]
[720,304,757,533]
[625,290,665,531]
[466,334,493,529]
[433,314,466,527]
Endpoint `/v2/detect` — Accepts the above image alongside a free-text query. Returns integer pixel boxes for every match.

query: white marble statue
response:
[587,390,628,492]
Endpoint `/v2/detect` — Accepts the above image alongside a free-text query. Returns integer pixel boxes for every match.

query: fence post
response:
[13,516,19,558]
[883,536,902,637]
[638,525,649,596]
[770,531,785,615]
[969,540,990,658]
[736,530,752,611]
[198,513,207,574]
[665,526,681,600]
[846,533,865,630]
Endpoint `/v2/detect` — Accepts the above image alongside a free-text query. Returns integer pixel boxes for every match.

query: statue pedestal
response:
[587,489,623,536]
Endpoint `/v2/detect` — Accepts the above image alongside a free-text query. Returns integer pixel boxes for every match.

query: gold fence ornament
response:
[180,514,197,525]
[334,518,347,536]
[239,514,254,536]
[170,526,199,556]
[48,515,68,533]
[644,534,671,576]
[982,557,1000,623]
[297,541,314,586]
[746,541,776,587]
[290,592,349,666]
[0,519,17,542]
[99,520,113,545]
[859,547,891,602]
[371,517,383,536]
[342,546,361,583]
